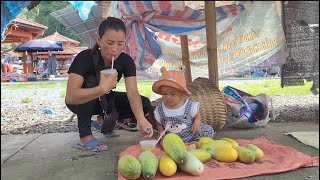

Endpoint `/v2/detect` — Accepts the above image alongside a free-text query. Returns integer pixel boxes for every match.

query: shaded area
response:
[1,122,319,180]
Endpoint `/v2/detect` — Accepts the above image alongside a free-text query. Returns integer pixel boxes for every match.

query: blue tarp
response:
[68,1,97,21]
[1,1,30,41]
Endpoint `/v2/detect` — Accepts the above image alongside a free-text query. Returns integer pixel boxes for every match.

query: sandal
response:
[91,120,103,131]
[74,138,109,152]
[91,120,120,138]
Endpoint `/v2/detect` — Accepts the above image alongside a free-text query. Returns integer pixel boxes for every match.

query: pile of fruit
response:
[118,133,264,179]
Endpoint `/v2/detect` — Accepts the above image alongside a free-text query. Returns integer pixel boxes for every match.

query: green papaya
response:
[189,149,212,163]
[245,144,264,161]
[118,154,141,180]
[163,133,187,164]
[138,151,159,179]
[235,146,255,164]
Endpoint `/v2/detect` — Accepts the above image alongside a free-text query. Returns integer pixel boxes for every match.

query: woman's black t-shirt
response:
[68,49,136,87]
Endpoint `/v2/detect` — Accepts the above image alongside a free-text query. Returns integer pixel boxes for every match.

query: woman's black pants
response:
[66,91,154,138]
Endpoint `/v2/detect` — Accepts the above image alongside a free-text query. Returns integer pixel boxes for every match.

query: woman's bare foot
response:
[80,135,108,149]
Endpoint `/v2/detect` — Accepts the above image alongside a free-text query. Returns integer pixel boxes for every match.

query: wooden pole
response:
[205,1,219,88]
[180,35,192,83]
[101,1,111,19]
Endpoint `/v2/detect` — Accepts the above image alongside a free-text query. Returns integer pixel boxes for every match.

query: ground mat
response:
[118,136,319,180]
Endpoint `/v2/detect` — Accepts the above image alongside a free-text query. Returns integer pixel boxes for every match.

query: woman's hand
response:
[137,117,154,138]
[192,121,201,135]
[99,72,118,93]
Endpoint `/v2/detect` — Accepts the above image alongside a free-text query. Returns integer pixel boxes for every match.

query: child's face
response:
[160,86,184,108]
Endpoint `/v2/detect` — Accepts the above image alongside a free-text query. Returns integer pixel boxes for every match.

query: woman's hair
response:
[91,16,127,54]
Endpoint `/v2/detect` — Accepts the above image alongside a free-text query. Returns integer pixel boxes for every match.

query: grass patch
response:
[60,91,66,98]
[130,79,315,98]
[116,80,155,98]
[1,94,11,99]
[2,82,67,90]
[219,79,316,96]
[1,79,316,99]
[21,97,33,103]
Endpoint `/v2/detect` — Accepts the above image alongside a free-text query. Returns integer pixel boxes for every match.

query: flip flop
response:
[91,120,120,138]
[116,122,138,131]
[104,131,120,138]
[74,138,109,152]
[91,120,103,131]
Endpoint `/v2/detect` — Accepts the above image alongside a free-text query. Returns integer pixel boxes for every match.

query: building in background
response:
[1,17,48,74]
[33,32,82,75]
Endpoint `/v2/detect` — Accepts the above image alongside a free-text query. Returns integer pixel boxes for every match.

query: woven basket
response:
[151,77,227,130]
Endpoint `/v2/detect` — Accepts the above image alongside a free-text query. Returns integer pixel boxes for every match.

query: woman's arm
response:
[125,76,154,138]
[65,72,118,105]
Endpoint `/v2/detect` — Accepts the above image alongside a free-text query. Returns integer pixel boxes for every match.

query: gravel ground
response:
[1,85,319,135]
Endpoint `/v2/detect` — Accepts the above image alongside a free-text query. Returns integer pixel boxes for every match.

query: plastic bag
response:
[68,1,97,21]
[222,86,274,128]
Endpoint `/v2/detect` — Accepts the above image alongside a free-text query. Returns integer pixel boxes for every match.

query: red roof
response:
[13,17,48,30]
[42,32,79,45]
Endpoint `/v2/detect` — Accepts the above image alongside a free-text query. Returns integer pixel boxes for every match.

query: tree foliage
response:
[19,1,86,46]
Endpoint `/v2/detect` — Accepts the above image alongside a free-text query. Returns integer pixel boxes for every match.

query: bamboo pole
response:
[180,35,192,83]
[204,1,219,88]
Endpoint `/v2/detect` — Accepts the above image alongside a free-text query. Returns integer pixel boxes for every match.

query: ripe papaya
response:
[200,140,232,150]
[208,146,238,163]
[159,153,177,177]
[219,138,239,148]
[198,137,214,147]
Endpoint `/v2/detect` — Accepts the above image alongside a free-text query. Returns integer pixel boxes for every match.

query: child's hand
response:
[192,121,201,135]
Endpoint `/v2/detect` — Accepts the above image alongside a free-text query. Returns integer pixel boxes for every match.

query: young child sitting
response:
[152,67,215,146]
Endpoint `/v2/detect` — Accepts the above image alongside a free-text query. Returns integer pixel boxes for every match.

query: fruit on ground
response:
[118,154,142,180]
[138,151,159,179]
[245,144,264,161]
[189,149,212,163]
[198,137,214,147]
[163,133,187,164]
[159,153,177,177]
[235,146,256,164]
[208,146,238,163]
[219,137,239,148]
[178,151,204,176]
[200,140,232,150]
